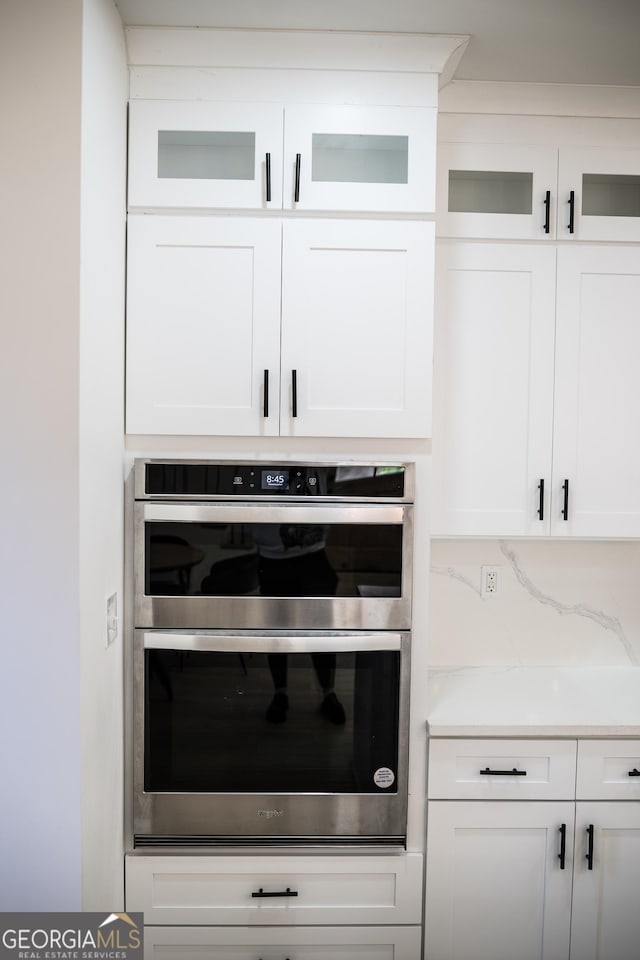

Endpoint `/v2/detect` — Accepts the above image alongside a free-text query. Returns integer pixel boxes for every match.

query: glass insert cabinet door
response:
[128,100,285,208]
[437,141,560,239]
[128,99,436,213]
[558,146,640,241]
[283,104,436,213]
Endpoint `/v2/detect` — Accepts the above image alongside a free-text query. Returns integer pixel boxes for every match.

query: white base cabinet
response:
[571,802,640,960]
[126,853,423,959]
[425,801,574,960]
[143,925,422,960]
[127,215,433,439]
[425,739,640,960]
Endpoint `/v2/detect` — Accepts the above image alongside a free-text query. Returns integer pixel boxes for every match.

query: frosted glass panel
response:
[582,173,640,217]
[449,170,533,215]
[312,133,408,184]
[158,131,255,181]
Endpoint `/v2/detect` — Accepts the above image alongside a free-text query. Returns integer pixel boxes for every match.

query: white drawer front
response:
[143,925,422,959]
[428,739,577,800]
[126,854,423,926]
[577,739,640,799]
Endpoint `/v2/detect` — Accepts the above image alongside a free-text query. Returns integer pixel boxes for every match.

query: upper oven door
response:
[134,501,412,630]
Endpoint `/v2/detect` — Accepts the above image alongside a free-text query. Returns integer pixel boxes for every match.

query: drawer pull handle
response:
[252,886,299,899]
[586,824,594,870]
[480,767,527,776]
[558,823,567,870]
[629,768,640,777]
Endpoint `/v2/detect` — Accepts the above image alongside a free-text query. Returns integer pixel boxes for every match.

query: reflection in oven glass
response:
[144,649,400,795]
[145,522,402,599]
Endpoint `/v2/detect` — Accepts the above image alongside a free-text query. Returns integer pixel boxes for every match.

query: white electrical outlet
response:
[106,592,118,646]
[481,565,499,597]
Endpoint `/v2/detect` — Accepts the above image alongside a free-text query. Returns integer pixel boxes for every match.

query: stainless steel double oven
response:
[131,460,413,848]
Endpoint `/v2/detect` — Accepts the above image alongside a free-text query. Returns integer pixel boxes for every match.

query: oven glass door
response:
[135,503,412,630]
[140,633,404,796]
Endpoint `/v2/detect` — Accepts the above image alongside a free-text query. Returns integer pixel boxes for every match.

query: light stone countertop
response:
[426,666,640,737]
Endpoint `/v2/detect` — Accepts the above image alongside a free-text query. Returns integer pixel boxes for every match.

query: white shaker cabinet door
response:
[436,140,559,240]
[557,146,640,242]
[143,925,422,960]
[283,104,436,213]
[552,245,640,536]
[126,215,282,436]
[425,800,574,960]
[128,100,284,210]
[280,219,434,438]
[431,242,557,535]
[570,802,640,960]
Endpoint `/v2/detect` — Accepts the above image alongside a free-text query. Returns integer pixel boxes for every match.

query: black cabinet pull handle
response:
[586,824,594,870]
[263,369,269,418]
[544,190,551,234]
[562,479,569,521]
[252,886,298,899]
[568,190,575,234]
[537,478,545,520]
[558,823,567,870]
[294,153,301,203]
[629,768,640,777]
[480,767,527,776]
[265,152,272,202]
[291,369,298,418]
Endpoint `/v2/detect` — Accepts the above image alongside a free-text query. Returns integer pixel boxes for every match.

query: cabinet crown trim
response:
[125,26,469,80]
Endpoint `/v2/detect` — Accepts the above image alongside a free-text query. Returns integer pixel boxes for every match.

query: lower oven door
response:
[132,630,410,847]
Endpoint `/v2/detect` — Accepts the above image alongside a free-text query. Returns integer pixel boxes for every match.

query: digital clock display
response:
[261,470,289,490]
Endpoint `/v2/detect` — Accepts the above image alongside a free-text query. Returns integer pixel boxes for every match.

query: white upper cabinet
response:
[280,219,434,438]
[126,215,282,436]
[129,100,436,213]
[437,141,559,240]
[283,104,436,213]
[552,245,640,537]
[558,146,640,241]
[437,130,640,241]
[432,242,557,536]
[128,100,284,209]
[433,241,640,538]
[126,215,434,439]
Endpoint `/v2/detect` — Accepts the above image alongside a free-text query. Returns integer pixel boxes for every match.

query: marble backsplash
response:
[428,540,640,668]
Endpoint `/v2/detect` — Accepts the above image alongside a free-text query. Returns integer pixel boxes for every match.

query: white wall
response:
[0,0,83,909]
[0,0,127,910]
[79,0,128,908]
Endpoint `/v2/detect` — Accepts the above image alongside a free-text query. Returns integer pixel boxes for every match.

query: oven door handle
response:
[140,502,407,525]
[141,632,404,653]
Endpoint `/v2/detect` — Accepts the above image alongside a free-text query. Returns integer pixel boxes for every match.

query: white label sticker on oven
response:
[374,767,395,789]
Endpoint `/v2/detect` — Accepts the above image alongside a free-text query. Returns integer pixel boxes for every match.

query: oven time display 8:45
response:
[261,470,289,491]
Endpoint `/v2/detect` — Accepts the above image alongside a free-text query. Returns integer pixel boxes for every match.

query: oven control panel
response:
[139,461,409,500]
